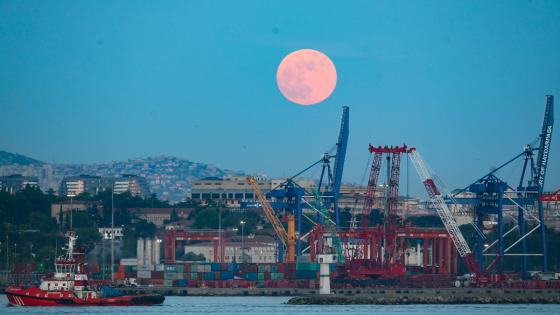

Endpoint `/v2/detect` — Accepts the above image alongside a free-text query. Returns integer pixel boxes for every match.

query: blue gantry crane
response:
[452,95,554,275]
[243,106,349,260]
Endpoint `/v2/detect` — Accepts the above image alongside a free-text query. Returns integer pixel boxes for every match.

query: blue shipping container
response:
[221,271,234,280]
[244,272,258,281]
[211,263,222,272]
[296,271,317,280]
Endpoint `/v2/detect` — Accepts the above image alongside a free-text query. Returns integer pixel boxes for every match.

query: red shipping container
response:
[152,271,164,279]
[151,279,164,285]
[183,264,191,273]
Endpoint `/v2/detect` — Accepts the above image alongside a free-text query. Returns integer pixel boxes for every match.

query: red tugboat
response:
[6,231,164,306]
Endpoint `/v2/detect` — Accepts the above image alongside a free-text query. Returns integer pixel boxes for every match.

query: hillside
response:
[0,151,241,203]
[0,150,44,166]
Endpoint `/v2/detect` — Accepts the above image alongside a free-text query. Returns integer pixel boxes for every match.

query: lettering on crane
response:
[538,125,553,188]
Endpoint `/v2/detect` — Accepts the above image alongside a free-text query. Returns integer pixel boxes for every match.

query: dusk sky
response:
[1,1,558,196]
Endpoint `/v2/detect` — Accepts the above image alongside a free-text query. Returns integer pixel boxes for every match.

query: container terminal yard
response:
[1,96,558,298]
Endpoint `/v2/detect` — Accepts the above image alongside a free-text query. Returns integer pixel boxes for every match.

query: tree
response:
[170,209,179,222]
[134,220,156,238]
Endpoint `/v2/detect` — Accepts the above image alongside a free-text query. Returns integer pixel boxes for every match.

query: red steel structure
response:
[163,229,225,263]
[311,144,461,279]
[309,225,457,278]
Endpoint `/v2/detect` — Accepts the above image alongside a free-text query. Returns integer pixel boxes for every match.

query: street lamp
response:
[232,228,239,262]
[68,194,75,230]
[111,186,115,283]
[240,220,246,263]
[218,205,222,263]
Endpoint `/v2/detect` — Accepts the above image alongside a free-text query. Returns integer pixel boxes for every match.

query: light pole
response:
[69,195,74,230]
[240,220,246,263]
[232,227,238,262]
[5,233,8,270]
[218,205,222,263]
[111,187,115,282]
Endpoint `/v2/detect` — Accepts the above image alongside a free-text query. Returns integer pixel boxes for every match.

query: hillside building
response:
[59,174,149,198]
[0,174,39,194]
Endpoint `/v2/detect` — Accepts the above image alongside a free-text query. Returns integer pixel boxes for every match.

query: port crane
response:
[246,176,296,262]
[450,95,554,274]
[408,148,484,277]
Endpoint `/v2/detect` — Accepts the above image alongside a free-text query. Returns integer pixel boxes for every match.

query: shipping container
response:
[164,264,184,273]
[137,270,151,279]
[296,270,318,279]
[120,258,138,266]
[244,272,258,281]
[150,278,165,285]
[221,271,234,280]
[137,264,153,271]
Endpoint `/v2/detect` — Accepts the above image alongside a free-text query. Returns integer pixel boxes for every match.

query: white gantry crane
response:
[408,148,483,277]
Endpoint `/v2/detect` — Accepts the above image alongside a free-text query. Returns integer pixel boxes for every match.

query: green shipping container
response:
[272,273,284,280]
[296,262,319,271]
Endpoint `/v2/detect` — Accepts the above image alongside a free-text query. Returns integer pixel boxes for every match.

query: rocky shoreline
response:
[288,290,560,305]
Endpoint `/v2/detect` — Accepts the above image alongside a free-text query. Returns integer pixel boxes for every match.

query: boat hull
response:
[6,287,165,306]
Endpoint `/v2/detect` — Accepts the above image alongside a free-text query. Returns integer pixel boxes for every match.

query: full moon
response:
[276,49,337,106]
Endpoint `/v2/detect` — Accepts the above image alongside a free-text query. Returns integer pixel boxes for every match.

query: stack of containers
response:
[240,263,258,281]
[164,264,184,286]
[137,264,153,279]
[151,268,164,285]
[282,263,297,280]
[295,262,319,279]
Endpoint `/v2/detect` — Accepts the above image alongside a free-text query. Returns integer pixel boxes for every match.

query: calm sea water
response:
[1,295,559,315]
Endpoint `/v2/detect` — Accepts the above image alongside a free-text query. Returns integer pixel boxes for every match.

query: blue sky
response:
[0,0,558,196]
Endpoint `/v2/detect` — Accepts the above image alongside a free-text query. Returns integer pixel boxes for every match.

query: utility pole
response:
[111,188,114,282]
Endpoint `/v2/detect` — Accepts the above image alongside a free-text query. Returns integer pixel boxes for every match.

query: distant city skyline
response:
[1,1,559,197]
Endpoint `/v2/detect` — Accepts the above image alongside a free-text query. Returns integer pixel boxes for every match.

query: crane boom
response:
[359,151,383,227]
[535,95,554,192]
[246,176,289,246]
[408,149,481,274]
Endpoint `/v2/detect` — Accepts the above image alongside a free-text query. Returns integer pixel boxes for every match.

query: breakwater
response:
[287,288,560,304]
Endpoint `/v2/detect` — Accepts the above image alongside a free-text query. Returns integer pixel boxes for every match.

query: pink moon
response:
[276,49,337,106]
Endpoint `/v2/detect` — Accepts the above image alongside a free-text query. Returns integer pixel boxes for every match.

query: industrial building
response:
[127,207,194,227]
[183,235,278,263]
[136,238,162,267]
[98,227,124,240]
[190,175,315,207]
